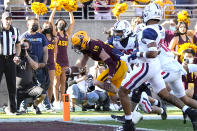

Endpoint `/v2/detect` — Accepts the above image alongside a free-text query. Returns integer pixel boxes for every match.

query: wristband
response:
[143,52,146,58]
[107,75,112,81]
[136,52,141,57]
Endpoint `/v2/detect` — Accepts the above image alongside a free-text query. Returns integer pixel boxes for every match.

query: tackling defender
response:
[118,3,197,131]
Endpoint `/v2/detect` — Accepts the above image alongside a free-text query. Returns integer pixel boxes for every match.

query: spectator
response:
[20,17,54,112]
[40,6,57,104]
[93,0,112,20]
[193,22,197,45]
[182,48,197,101]
[161,19,177,47]
[79,0,93,19]
[53,7,75,109]
[132,0,150,16]
[154,0,175,18]
[16,39,46,114]
[130,16,142,31]
[93,90,110,111]
[169,21,193,61]
[24,0,47,19]
[67,84,99,111]
[0,0,4,15]
[5,0,26,19]
[0,12,21,115]
[89,62,111,111]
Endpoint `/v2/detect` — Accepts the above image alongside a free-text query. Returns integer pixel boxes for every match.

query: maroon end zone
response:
[0,121,148,131]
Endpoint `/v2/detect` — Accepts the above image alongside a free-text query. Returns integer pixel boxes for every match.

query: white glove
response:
[120,54,130,63]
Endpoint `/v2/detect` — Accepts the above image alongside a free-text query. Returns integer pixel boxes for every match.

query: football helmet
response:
[71,31,90,51]
[113,20,132,41]
[143,3,162,23]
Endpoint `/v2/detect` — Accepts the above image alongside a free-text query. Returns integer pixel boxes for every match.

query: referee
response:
[0,12,21,115]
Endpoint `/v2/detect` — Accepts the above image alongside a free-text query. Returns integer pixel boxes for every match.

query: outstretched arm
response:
[49,7,57,36]
[76,54,89,68]
[66,12,75,38]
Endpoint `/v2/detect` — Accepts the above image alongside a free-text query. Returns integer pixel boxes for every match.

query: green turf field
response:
[0,110,183,119]
[0,110,193,131]
[80,120,193,131]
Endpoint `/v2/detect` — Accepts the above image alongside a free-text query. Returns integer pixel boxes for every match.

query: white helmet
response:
[113,20,132,41]
[143,3,163,23]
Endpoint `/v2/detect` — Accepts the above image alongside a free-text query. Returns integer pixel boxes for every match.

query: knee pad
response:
[139,92,152,113]
[193,94,197,101]
[131,88,142,103]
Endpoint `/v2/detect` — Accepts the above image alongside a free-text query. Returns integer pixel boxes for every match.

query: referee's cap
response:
[2,12,12,19]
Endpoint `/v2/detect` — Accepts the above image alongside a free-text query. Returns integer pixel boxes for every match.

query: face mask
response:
[57,24,66,31]
[31,24,38,32]
[184,58,194,64]
[188,58,194,64]
[170,26,176,32]
[43,27,52,34]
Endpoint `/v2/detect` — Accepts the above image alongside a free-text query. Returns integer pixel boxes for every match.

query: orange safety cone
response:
[63,94,70,121]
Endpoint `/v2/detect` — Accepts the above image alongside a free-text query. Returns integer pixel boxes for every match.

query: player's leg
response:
[152,72,197,130]
[119,63,150,131]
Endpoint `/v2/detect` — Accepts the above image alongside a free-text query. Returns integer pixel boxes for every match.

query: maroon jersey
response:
[82,39,119,61]
[82,39,120,76]
[56,33,69,67]
[182,73,197,95]
[47,37,56,70]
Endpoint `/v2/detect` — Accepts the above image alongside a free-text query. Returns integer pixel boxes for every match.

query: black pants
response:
[0,55,17,113]
[17,84,44,110]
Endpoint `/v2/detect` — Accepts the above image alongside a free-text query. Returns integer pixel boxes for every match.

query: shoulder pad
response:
[142,28,158,41]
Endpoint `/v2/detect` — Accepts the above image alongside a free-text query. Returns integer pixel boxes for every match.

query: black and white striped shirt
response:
[0,26,20,56]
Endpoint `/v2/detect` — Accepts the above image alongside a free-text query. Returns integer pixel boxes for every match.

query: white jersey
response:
[157,26,187,74]
[112,34,136,54]
[136,24,163,63]
[159,43,186,74]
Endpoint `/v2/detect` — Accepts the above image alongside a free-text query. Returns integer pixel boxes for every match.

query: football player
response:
[110,20,166,121]
[71,31,127,97]
[117,3,197,131]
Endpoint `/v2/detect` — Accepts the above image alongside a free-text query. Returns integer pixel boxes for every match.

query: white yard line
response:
[0,115,184,122]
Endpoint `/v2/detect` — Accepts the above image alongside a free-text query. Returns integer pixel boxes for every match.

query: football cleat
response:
[185,108,197,131]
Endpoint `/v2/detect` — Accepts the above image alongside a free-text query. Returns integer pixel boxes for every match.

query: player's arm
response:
[76,54,89,68]
[134,28,159,58]
[137,42,158,58]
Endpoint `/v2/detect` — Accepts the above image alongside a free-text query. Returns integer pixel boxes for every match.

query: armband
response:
[148,47,158,51]
[136,52,146,58]
[143,52,146,58]
[136,52,141,57]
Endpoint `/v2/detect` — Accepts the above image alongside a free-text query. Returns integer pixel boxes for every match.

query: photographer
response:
[182,48,197,101]
[66,66,95,111]
[89,61,111,111]
[16,39,46,114]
